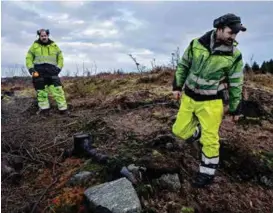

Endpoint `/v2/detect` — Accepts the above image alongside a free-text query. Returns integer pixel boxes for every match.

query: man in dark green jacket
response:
[26,29,68,114]
[172,14,246,187]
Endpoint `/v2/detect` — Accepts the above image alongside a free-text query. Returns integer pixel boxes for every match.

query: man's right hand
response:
[32,71,39,77]
[172,91,181,100]
[29,68,39,77]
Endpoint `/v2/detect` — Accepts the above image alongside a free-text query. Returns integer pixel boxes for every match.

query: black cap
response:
[228,22,247,33]
[213,13,247,33]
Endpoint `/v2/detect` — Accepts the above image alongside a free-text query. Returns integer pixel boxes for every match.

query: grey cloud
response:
[1,2,40,22]
[1,1,273,77]
[115,2,273,46]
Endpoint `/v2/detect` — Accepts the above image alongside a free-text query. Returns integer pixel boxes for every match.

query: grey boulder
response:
[84,177,142,213]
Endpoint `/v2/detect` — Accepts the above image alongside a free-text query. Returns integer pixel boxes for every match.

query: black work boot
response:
[191,172,214,188]
[36,108,50,116]
[185,124,201,144]
[59,109,70,115]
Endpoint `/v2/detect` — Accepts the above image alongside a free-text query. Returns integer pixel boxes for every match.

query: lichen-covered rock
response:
[260,175,273,188]
[84,177,142,213]
[165,142,174,150]
[68,171,93,186]
[157,173,181,192]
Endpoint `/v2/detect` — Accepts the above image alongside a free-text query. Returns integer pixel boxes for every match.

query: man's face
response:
[217,27,238,46]
[39,31,49,43]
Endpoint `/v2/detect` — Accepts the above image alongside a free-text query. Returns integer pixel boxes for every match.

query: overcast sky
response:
[1,1,273,77]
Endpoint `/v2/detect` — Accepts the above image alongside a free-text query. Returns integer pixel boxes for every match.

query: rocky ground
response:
[1,68,273,213]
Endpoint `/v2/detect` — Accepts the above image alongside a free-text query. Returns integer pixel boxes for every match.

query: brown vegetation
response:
[1,67,273,213]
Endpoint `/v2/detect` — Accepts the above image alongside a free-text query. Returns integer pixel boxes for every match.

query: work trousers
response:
[172,93,224,176]
[32,76,67,111]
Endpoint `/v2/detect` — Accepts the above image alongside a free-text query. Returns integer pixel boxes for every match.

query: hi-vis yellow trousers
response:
[172,93,224,176]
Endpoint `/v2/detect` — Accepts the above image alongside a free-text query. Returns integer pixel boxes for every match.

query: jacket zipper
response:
[201,54,211,77]
[195,53,213,91]
[195,54,205,89]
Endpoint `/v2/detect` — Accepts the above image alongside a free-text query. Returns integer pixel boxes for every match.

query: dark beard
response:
[38,39,51,45]
[223,38,234,46]
[39,39,49,44]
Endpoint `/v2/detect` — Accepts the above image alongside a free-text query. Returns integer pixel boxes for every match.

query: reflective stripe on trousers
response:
[199,153,219,175]
[37,89,50,110]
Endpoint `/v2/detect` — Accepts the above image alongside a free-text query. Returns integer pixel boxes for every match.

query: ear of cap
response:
[37,29,50,35]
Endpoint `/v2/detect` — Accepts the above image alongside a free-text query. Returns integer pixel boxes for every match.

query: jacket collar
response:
[198,30,237,55]
[35,39,54,46]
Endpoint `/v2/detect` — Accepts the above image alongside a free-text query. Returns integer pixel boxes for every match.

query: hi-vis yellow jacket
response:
[173,30,244,113]
[26,39,63,71]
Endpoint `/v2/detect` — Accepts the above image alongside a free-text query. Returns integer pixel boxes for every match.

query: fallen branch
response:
[64,121,78,127]
[40,140,70,152]
[30,179,58,213]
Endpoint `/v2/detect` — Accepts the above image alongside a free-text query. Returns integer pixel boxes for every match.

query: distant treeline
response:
[2,59,273,85]
[244,59,273,74]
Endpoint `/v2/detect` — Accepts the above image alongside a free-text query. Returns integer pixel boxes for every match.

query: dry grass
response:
[245,72,273,90]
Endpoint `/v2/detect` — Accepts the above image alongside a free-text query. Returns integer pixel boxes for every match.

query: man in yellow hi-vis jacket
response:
[26,29,68,115]
[172,13,246,187]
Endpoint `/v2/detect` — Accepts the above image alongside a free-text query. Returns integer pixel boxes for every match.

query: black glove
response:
[29,68,35,75]
[172,86,182,91]
[172,78,182,91]
[229,100,243,116]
